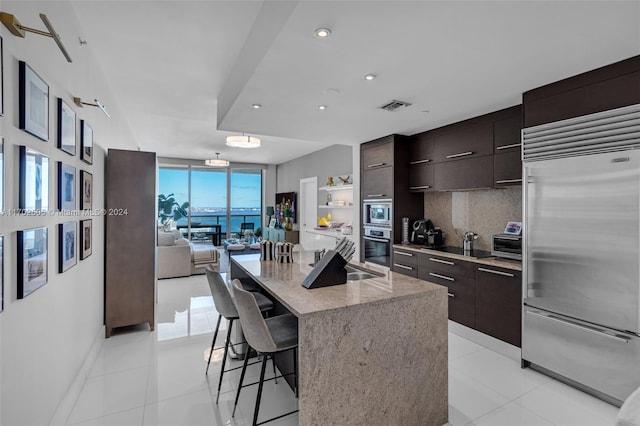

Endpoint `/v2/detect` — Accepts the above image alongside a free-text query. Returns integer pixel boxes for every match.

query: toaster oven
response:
[491,234,522,260]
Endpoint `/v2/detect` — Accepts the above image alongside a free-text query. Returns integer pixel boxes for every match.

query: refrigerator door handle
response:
[526,310,630,344]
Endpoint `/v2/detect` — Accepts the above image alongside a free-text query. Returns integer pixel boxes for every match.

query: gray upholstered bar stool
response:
[231,279,299,426]
[204,266,274,403]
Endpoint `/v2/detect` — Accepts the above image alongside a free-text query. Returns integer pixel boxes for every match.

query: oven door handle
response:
[363,236,390,243]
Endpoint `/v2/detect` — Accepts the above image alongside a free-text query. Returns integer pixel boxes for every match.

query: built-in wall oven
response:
[363,226,391,267]
[363,199,392,228]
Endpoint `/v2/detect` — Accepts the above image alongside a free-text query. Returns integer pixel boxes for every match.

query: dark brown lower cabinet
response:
[475,266,522,347]
[418,257,476,329]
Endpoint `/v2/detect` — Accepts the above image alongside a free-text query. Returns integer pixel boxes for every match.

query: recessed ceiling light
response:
[314,28,331,39]
[318,105,327,110]
[250,104,261,109]
[364,74,377,81]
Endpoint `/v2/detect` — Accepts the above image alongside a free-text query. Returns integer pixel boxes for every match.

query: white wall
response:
[1,2,137,424]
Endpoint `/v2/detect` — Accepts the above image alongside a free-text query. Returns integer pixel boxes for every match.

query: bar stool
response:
[204,266,274,403]
[231,279,299,426]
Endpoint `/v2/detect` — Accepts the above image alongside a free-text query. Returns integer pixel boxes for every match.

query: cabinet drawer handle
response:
[366,194,386,197]
[394,251,414,257]
[478,267,514,277]
[429,257,454,265]
[394,263,414,270]
[496,178,522,184]
[429,272,455,282]
[496,143,522,150]
[448,292,455,298]
[526,311,629,344]
[409,185,430,190]
[367,162,387,168]
[445,151,473,159]
[409,159,431,165]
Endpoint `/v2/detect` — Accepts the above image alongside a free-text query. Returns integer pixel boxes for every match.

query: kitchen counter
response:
[395,243,522,271]
[304,227,352,239]
[230,252,448,425]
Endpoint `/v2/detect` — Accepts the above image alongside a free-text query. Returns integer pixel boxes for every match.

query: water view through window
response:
[158,166,262,244]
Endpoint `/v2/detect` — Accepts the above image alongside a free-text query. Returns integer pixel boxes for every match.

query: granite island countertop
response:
[230,251,446,318]
[394,243,522,271]
[229,250,449,425]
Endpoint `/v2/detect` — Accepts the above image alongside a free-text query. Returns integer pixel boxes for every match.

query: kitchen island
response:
[230,252,448,425]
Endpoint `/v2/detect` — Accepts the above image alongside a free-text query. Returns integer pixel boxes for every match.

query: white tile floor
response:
[65,273,621,426]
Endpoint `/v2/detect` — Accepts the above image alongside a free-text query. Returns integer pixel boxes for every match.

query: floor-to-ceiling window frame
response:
[158,159,265,246]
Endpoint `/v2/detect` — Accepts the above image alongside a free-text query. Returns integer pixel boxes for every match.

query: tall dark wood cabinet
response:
[105,149,156,337]
[360,135,423,250]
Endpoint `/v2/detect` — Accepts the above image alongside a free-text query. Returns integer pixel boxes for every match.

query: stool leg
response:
[232,346,252,417]
[216,318,234,404]
[293,347,299,398]
[272,354,277,384]
[253,353,269,426]
[205,314,222,375]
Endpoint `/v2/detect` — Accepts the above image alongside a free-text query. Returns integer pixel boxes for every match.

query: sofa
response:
[157,230,220,279]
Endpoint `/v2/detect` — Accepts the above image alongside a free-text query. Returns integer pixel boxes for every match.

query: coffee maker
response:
[411,219,434,244]
[426,228,445,248]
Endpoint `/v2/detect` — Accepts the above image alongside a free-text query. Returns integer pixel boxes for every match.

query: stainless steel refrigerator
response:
[522,103,640,406]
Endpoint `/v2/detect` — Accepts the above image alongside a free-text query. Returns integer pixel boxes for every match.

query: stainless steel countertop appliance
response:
[522,103,640,406]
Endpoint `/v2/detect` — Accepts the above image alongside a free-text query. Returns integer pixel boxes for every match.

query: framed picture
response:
[80,170,92,210]
[80,219,92,260]
[80,120,93,164]
[17,227,48,299]
[19,146,49,212]
[0,235,4,313]
[275,192,297,223]
[19,61,48,141]
[0,36,4,117]
[58,222,77,273]
[57,98,75,155]
[504,221,522,235]
[269,218,276,228]
[58,162,76,211]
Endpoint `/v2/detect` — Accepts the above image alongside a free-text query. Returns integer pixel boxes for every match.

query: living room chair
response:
[240,222,255,234]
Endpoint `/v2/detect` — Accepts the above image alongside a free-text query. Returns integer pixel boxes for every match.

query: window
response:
[158,165,262,245]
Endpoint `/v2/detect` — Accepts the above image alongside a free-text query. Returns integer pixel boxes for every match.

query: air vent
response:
[379,100,412,112]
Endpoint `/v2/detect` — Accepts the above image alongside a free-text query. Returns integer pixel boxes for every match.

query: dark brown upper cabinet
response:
[433,119,493,163]
[362,137,394,170]
[493,105,523,187]
[524,55,640,128]
[408,132,435,191]
[409,132,434,165]
[493,105,522,153]
[434,155,493,191]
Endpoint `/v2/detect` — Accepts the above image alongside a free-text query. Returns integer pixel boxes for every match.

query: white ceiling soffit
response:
[70,1,640,164]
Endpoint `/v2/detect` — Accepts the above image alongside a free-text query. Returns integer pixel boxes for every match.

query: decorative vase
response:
[284,217,293,231]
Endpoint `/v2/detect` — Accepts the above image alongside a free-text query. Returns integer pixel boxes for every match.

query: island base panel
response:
[299,291,448,425]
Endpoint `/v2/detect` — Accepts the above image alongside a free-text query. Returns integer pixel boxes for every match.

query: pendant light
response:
[226,134,261,148]
[205,152,229,167]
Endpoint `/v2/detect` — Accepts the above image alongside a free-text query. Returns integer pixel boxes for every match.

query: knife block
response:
[302,250,347,289]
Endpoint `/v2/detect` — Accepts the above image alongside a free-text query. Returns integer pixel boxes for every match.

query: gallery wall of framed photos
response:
[0,3,134,425]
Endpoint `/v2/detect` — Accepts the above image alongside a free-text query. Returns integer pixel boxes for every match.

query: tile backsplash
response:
[423,187,522,251]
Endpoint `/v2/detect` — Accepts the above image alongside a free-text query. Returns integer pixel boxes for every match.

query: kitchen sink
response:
[344,265,384,281]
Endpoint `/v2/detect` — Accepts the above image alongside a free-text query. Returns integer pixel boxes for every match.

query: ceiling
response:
[69,1,640,165]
